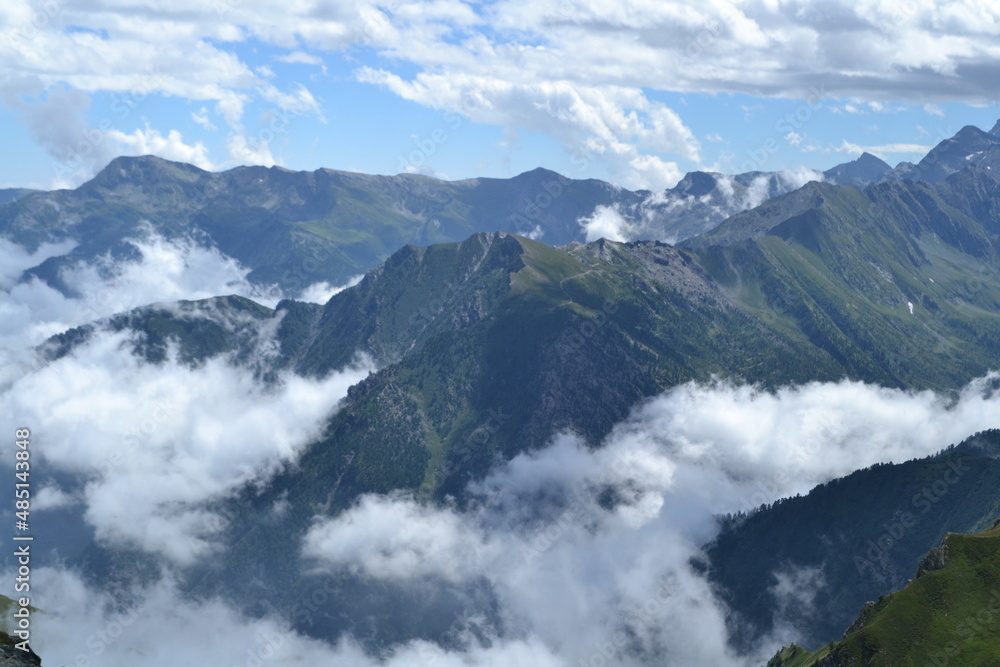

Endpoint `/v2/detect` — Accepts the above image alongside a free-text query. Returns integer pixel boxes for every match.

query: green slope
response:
[693,179,1000,389]
[768,520,1000,667]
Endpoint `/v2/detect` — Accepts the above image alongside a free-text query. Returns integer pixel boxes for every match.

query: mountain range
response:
[0,141,914,298]
[6,121,1000,664]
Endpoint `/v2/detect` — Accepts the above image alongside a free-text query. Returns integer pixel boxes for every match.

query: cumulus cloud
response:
[0,226,382,564]
[358,69,693,191]
[578,204,633,242]
[106,125,214,170]
[304,493,493,582]
[4,0,1000,188]
[777,166,824,191]
[225,132,277,168]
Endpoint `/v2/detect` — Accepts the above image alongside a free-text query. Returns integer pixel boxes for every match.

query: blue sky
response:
[2,1,999,191]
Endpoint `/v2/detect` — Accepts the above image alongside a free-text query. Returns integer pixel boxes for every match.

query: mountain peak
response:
[951,124,991,142]
[824,152,891,187]
[672,171,718,198]
[857,151,889,165]
[86,155,207,190]
[990,118,1000,137]
[512,166,566,182]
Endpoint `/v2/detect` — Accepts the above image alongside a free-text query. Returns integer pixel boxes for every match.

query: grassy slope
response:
[697,181,1000,390]
[769,522,1000,666]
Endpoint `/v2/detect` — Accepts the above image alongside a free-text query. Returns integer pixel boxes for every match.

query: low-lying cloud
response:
[0,230,349,386]
[1,326,373,564]
[0,229,378,564]
[298,375,1000,666]
[577,168,825,244]
[10,371,1000,665]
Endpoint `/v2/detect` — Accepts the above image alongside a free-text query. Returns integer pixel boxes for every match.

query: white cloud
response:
[225,132,277,167]
[777,166,824,190]
[837,139,932,159]
[2,323,374,564]
[298,275,364,304]
[33,483,74,512]
[276,51,325,66]
[27,568,568,667]
[578,204,631,242]
[190,105,216,130]
[0,225,382,566]
[304,493,493,582]
[107,125,214,169]
[0,238,76,290]
[357,68,692,190]
[0,231,285,388]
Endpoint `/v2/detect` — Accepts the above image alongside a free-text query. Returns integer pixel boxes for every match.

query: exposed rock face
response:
[915,542,949,578]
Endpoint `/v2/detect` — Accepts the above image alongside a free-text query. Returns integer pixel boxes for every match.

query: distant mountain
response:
[708,430,1000,653]
[3,123,996,291]
[633,168,826,242]
[767,519,1000,666]
[0,156,829,291]
[822,152,891,188]
[880,124,1000,184]
[0,157,650,292]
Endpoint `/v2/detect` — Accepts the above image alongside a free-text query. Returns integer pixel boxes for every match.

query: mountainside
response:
[708,430,1000,652]
[767,519,1000,667]
[48,165,1000,644]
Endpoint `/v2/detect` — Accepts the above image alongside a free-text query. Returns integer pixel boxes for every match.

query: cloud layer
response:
[3,1,999,187]
[299,376,1000,665]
